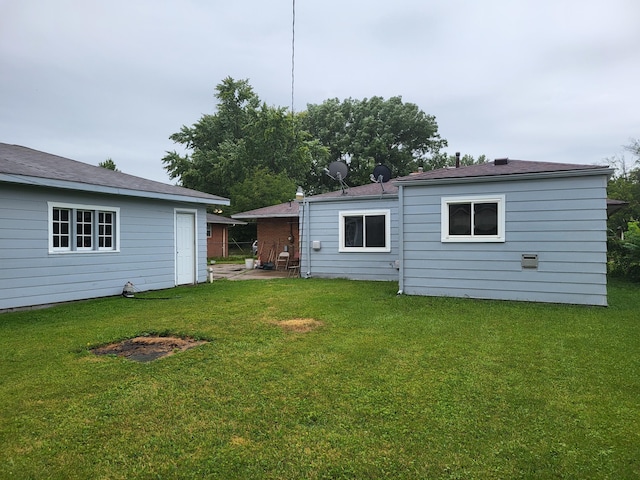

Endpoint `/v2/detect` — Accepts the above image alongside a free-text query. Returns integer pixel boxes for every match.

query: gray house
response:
[0,143,229,311]
[299,159,613,306]
[298,181,400,282]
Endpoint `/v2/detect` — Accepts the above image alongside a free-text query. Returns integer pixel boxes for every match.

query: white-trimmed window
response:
[441,195,505,243]
[339,209,391,252]
[48,202,120,253]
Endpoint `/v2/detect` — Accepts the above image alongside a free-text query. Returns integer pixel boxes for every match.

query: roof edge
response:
[1,173,230,205]
[306,192,399,203]
[395,167,614,186]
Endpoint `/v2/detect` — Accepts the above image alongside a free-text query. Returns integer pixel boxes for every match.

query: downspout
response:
[397,184,404,295]
[305,198,311,278]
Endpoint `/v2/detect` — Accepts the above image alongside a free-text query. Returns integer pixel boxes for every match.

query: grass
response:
[1,278,638,479]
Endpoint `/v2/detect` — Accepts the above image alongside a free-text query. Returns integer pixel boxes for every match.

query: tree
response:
[163,77,326,209]
[99,158,119,171]
[303,96,447,188]
[229,168,297,215]
[425,152,488,170]
[607,139,640,235]
[607,139,640,281]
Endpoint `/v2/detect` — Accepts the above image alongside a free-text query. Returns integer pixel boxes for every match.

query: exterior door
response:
[176,212,196,285]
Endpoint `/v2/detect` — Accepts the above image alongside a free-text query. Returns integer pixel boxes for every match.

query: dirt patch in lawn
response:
[274,318,324,333]
[91,335,207,362]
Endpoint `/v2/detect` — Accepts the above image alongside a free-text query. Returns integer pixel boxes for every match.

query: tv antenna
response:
[324,161,349,195]
[370,164,392,192]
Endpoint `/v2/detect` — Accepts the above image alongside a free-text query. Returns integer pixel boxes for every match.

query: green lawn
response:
[1,279,638,479]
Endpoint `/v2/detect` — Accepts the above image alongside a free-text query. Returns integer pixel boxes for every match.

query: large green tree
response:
[302,96,447,189]
[162,77,324,212]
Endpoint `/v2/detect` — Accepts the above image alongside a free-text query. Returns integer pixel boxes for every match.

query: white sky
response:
[1,0,639,183]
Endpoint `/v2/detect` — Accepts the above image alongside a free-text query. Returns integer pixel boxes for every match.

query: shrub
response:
[609,221,640,282]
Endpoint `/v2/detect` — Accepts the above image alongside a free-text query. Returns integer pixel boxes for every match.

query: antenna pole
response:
[291,0,296,115]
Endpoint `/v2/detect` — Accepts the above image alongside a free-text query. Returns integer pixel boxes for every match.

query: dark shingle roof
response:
[232,201,300,219]
[206,213,246,225]
[396,159,611,183]
[232,181,398,219]
[0,143,229,204]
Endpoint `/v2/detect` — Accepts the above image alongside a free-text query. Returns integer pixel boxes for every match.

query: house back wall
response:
[302,197,399,281]
[400,175,609,305]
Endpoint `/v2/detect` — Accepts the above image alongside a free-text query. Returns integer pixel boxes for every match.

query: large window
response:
[339,209,391,252]
[48,203,119,253]
[441,195,505,242]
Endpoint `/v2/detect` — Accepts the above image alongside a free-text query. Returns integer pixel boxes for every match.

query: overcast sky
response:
[1,0,638,184]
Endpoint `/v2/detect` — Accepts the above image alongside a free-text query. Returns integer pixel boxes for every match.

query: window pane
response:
[344,216,363,247]
[98,210,115,250]
[52,207,70,250]
[449,204,471,235]
[474,203,498,235]
[76,210,93,248]
[365,215,386,247]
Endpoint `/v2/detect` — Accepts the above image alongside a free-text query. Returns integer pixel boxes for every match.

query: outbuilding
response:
[0,143,229,311]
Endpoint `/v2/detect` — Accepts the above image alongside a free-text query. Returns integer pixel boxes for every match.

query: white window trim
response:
[48,202,120,254]
[441,195,506,243]
[338,209,391,253]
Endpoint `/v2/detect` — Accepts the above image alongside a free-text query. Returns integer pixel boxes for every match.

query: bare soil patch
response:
[274,318,324,333]
[91,335,207,362]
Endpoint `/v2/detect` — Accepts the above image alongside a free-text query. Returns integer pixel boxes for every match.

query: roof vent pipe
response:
[455,152,460,168]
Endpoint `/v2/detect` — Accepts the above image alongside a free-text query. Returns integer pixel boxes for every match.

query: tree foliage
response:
[303,96,447,189]
[99,158,119,171]
[607,139,640,234]
[162,77,324,213]
[163,77,450,210]
[607,138,640,281]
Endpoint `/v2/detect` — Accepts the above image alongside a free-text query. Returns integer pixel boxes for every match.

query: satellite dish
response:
[372,164,391,183]
[324,161,349,195]
[327,161,348,180]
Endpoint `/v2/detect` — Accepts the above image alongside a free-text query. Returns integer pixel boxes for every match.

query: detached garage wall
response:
[0,184,208,310]
[400,174,609,305]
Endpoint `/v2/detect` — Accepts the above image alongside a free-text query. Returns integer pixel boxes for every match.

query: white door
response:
[176,212,196,285]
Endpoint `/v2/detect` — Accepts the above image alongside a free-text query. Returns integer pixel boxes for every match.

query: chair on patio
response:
[276,251,290,271]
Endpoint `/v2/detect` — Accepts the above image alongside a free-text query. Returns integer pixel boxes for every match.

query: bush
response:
[609,221,640,282]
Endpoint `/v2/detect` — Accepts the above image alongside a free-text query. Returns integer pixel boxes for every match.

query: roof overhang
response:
[0,173,230,206]
[306,193,398,203]
[395,167,615,187]
[607,199,629,217]
[232,213,298,219]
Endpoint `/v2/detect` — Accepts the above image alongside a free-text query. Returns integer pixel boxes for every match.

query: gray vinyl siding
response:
[400,175,609,306]
[300,197,399,281]
[1,184,208,310]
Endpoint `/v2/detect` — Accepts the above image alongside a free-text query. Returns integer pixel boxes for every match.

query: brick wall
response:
[256,217,299,263]
[207,224,228,258]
